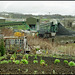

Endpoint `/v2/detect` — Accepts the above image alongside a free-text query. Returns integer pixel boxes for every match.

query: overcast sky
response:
[0,1,75,15]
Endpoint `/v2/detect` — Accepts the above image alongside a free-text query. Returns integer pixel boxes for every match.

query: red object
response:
[17,50,22,52]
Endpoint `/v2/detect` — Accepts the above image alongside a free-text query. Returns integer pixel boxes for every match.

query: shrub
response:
[68,61,75,67]
[0,39,5,56]
[54,59,60,64]
[33,60,38,63]
[64,60,68,64]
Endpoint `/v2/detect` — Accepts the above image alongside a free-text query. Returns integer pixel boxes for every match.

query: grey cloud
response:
[0,1,75,15]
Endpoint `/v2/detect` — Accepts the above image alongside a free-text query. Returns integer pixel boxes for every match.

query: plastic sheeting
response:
[56,23,75,36]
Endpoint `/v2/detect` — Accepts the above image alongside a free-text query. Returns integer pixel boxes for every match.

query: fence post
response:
[24,36,27,54]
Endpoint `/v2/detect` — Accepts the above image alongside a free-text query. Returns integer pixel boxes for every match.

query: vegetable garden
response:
[0,54,75,74]
[0,27,75,74]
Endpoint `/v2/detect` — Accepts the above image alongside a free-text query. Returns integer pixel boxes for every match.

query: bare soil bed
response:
[0,56,75,74]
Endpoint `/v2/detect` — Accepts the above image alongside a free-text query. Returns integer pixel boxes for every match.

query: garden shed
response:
[26,17,40,31]
[3,36,30,54]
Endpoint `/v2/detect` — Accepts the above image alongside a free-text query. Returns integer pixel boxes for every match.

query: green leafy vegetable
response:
[36,48,40,51]
[34,55,37,60]
[64,60,68,64]
[54,59,60,64]
[68,61,75,67]
[40,59,45,65]
[25,54,29,60]
[14,60,20,64]
[33,60,38,63]
[8,60,12,63]
[21,59,28,64]
[0,60,9,64]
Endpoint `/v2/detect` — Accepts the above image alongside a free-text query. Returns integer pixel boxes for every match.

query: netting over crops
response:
[56,22,75,36]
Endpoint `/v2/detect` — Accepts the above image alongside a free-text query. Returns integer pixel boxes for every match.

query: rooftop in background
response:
[0,17,5,19]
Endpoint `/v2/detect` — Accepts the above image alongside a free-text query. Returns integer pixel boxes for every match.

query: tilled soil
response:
[0,56,75,74]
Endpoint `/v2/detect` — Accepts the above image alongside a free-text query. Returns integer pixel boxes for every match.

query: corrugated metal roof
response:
[0,17,5,19]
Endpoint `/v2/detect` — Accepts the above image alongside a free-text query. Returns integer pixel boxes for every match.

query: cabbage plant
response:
[34,55,37,60]
[64,60,68,64]
[40,59,45,65]
[14,60,20,64]
[8,60,12,63]
[0,60,9,64]
[33,60,38,63]
[68,61,75,67]
[21,59,28,64]
[54,59,60,64]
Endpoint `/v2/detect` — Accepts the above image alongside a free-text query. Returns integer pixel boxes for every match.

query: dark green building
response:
[26,17,40,31]
[0,17,5,23]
